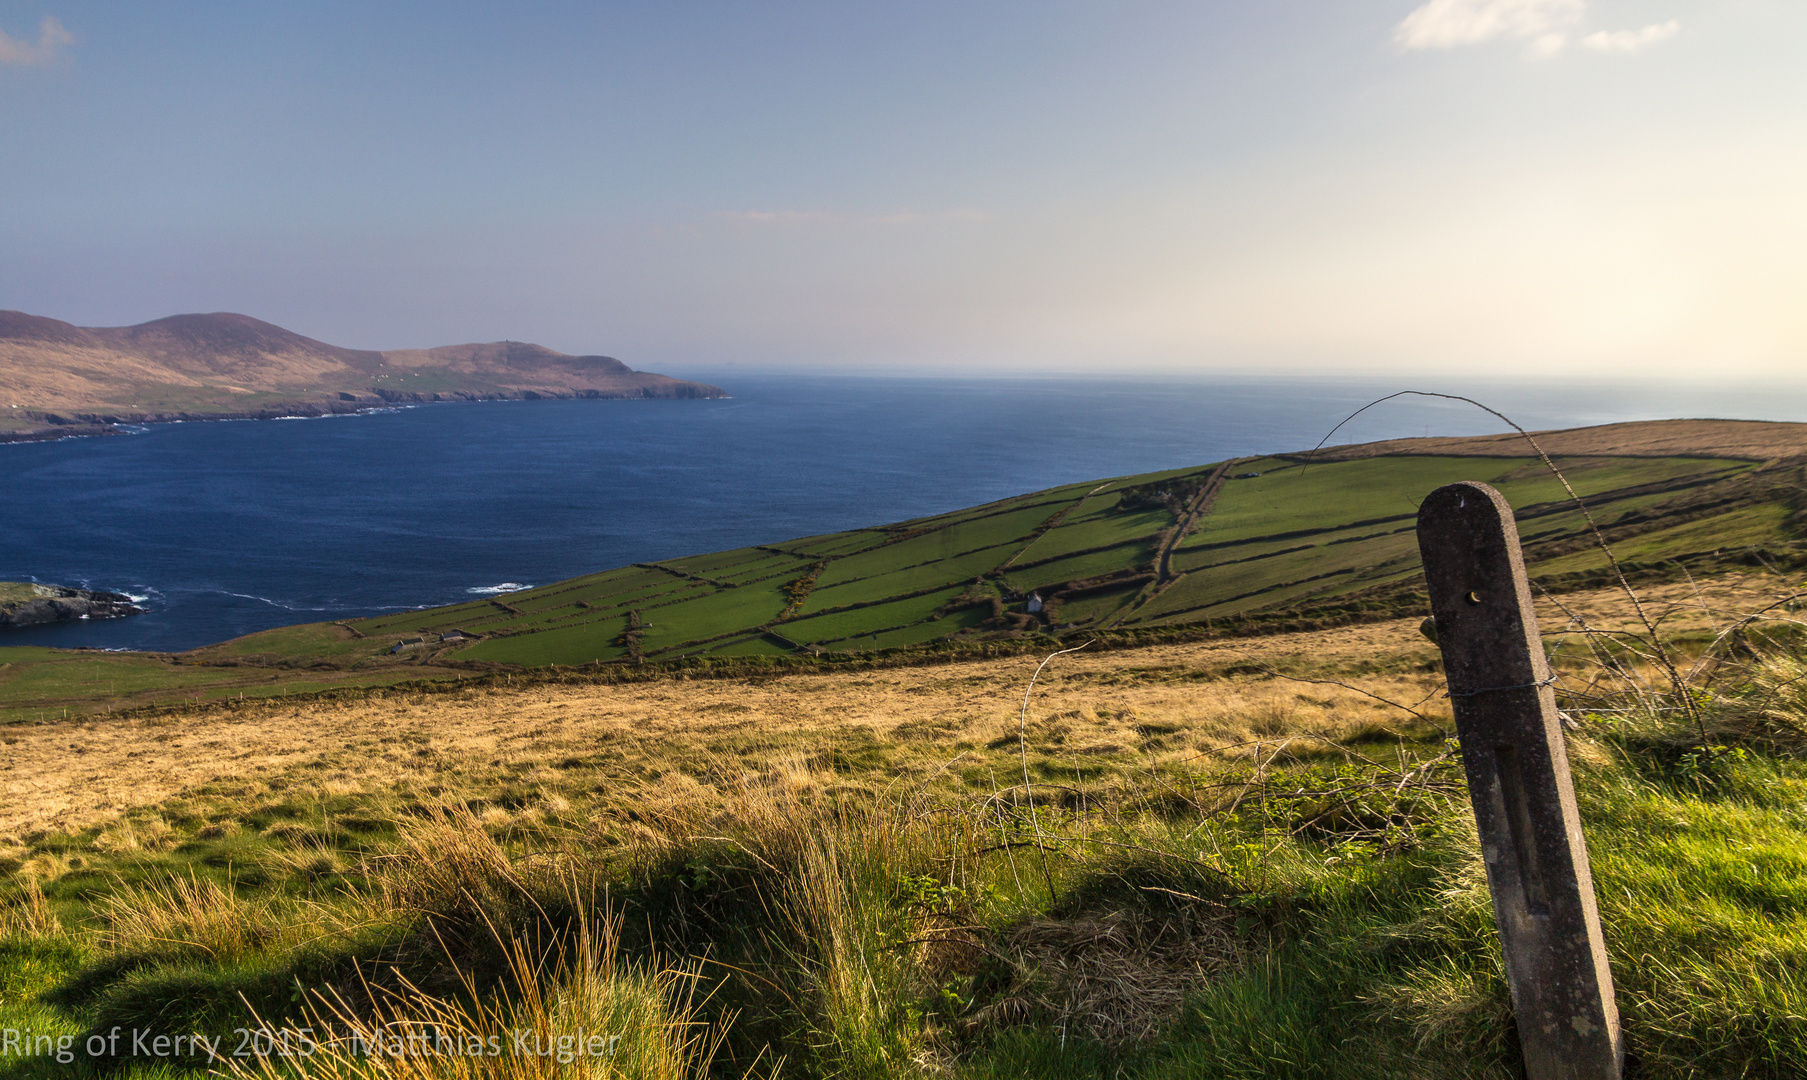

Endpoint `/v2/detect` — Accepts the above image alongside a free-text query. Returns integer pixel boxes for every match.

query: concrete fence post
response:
[1416,481,1622,1080]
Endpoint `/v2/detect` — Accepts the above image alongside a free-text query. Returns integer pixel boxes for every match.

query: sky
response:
[2,1,1803,378]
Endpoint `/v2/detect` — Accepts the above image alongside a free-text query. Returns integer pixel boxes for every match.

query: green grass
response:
[190,620,368,660]
[1013,506,1173,565]
[717,554,819,587]
[638,579,794,655]
[1188,456,1748,549]
[0,646,67,663]
[0,584,52,605]
[1052,583,1144,626]
[813,504,1058,592]
[1535,503,1798,576]
[704,635,795,657]
[783,587,971,644]
[1004,542,1157,593]
[539,576,698,615]
[1172,525,1405,575]
[813,607,996,652]
[804,543,1020,613]
[456,614,631,665]
[0,647,474,727]
[1135,532,1421,623]
[779,531,893,558]
[1139,575,1387,626]
[657,545,778,575]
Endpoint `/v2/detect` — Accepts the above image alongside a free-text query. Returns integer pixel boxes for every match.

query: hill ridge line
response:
[0,309,727,441]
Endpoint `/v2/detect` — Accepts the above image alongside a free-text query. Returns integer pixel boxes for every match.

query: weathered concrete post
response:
[1416,482,1621,1080]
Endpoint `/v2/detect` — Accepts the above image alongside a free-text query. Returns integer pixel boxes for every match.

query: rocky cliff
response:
[0,583,144,628]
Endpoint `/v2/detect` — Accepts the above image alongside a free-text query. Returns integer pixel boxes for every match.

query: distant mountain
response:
[0,310,726,440]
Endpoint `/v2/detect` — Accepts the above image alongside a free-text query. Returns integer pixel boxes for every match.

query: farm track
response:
[1104,461,1240,627]
[1157,461,1239,584]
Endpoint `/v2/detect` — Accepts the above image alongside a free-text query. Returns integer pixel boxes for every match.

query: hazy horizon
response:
[4,2,1802,381]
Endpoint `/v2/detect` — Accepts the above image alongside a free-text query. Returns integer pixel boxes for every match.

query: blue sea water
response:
[4,373,1806,652]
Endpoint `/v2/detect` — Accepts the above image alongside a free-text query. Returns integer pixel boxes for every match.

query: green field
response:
[0,646,473,725]
[3,442,1801,725]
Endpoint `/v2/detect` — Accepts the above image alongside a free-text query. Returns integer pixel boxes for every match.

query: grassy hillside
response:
[2,578,1804,1079]
[254,450,1805,669]
[2,423,1803,726]
[191,451,1807,656]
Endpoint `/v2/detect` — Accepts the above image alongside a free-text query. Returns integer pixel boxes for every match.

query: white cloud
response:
[1581,20,1680,52]
[1527,32,1569,58]
[1396,3,1680,60]
[1394,0,1584,50]
[0,15,73,66]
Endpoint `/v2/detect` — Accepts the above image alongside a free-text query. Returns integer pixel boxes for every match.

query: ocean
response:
[5,373,1805,652]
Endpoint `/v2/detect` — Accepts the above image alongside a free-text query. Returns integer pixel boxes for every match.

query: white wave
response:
[121,586,165,605]
[466,583,532,595]
[271,410,390,423]
[218,590,332,612]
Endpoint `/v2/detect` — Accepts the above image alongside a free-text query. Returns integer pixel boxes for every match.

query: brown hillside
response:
[0,310,726,440]
[1299,418,1807,463]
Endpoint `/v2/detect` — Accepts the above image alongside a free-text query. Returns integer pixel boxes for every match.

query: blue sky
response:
[2,2,1802,377]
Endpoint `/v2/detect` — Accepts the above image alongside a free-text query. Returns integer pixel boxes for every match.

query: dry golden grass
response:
[0,875,60,936]
[0,573,1788,852]
[95,871,277,959]
[0,625,1425,845]
[224,894,729,1080]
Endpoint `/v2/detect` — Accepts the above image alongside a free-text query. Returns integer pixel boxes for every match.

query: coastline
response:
[0,385,730,444]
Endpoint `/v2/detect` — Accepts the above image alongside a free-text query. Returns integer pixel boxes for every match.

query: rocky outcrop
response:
[0,583,144,628]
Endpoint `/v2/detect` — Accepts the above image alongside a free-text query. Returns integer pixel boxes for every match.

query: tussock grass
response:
[0,878,61,938]
[95,872,277,961]
[227,902,729,1080]
[1717,653,1807,753]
